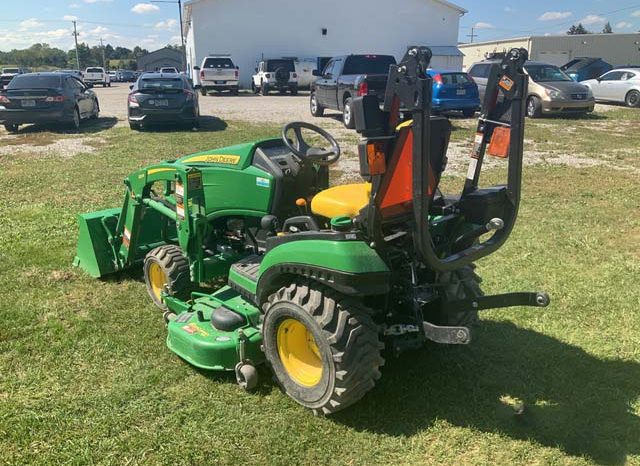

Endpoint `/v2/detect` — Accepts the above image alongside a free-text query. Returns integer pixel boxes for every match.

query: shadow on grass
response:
[136,116,227,133]
[7,116,118,135]
[335,320,640,465]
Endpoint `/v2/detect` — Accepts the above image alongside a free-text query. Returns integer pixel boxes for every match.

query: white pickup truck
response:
[195,56,239,96]
[83,67,111,87]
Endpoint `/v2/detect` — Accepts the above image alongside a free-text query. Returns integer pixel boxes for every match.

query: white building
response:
[184,0,467,88]
[459,33,640,69]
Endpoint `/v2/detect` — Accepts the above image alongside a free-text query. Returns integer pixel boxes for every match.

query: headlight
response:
[545,88,562,99]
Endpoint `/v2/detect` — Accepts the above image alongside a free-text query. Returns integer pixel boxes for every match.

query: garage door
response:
[537,51,570,66]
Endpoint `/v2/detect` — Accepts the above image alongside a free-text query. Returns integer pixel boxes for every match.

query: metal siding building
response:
[184,0,467,88]
[137,48,183,72]
[459,33,640,69]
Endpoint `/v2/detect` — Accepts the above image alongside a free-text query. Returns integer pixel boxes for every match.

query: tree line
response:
[567,22,616,35]
[0,43,181,70]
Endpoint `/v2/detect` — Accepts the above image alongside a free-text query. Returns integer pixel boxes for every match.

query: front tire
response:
[262,283,384,415]
[143,245,192,310]
[310,92,324,117]
[261,82,270,96]
[4,123,19,133]
[625,90,640,108]
[526,96,542,118]
[342,97,355,129]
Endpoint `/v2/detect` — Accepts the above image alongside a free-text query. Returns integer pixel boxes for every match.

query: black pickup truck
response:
[310,54,396,128]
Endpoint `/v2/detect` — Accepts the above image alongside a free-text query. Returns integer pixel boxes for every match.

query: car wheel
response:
[231,88,239,96]
[290,86,298,96]
[129,122,141,130]
[625,90,640,108]
[4,123,19,133]
[108,82,111,88]
[342,97,355,129]
[526,96,542,118]
[462,108,476,118]
[70,108,81,131]
[251,82,258,94]
[200,88,207,96]
[261,82,269,96]
[102,83,106,88]
[310,92,324,117]
[91,101,100,119]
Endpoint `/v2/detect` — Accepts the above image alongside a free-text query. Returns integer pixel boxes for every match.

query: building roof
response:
[183,0,466,34]
[459,32,640,48]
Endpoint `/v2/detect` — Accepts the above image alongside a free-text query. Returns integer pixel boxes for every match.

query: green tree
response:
[602,22,613,33]
[567,23,591,35]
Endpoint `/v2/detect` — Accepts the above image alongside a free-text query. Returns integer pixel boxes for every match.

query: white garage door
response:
[537,51,570,66]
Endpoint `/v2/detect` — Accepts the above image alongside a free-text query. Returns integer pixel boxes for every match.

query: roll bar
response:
[382,46,529,271]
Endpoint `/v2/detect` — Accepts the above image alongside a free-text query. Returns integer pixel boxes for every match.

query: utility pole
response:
[72,20,80,70]
[151,0,186,71]
[466,27,477,43]
[100,37,106,69]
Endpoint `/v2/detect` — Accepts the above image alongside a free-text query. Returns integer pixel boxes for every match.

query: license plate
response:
[22,99,36,107]
[155,99,168,106]
[215,80,226,84]
[456,89,466,96]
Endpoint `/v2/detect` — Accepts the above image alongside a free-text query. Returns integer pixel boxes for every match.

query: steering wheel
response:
[281,122,341,166]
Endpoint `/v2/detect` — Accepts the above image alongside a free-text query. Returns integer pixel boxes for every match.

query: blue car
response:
[427,70,480,117]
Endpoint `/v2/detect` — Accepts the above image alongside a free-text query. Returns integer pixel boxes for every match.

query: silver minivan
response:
[468,60,595,118]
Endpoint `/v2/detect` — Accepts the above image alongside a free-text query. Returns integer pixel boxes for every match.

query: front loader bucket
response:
[73,207,121,278]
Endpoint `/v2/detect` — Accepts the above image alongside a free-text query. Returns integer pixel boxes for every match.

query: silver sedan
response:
[581,68,640,107]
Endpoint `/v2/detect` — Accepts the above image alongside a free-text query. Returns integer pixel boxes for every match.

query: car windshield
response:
[265,60,295,72]
[139,77,183,91]
[343,55,396,75]
[526,65,573,82]
[86,68,103,73]
[204,58,234,69]
[8,74,62,89]
[3,68,20,74]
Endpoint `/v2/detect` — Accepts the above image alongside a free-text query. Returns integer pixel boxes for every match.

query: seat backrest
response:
[375,116,451,220]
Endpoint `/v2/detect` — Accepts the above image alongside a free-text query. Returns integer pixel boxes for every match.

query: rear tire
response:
[200,88,207,96]
[4,123,19,133]
[290,86,298,96]
[462,108,476,118]
[262,282,384,415]
[261,82,269,96]
[129,122,141,130]
[342,97,355,129]
[143,245,192,310]
[625,90,640,108]
[435,265,484,326]
[310,92,324,117]
[526,96,542,118]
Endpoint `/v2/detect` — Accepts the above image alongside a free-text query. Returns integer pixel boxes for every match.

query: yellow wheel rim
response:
[276,318,323,387]
[148,262,167,301]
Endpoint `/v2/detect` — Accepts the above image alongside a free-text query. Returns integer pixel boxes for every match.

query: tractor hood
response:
[177,139,279,170]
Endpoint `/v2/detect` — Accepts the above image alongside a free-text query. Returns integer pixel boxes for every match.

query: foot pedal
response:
[423,321,471,344]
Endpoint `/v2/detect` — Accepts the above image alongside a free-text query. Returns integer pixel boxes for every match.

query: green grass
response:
[0,115,639,465]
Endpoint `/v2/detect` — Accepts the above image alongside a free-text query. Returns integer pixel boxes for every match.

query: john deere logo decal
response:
[183,154,241,165]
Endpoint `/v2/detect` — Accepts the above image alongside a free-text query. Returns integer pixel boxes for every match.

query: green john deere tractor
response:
[74,47,549,414]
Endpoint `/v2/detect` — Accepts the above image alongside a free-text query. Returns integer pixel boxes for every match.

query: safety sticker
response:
[175,182,184,197]
[182,323,209,337]
[123,227,131,247]
[466,158,478,180]
[256,177,270,188]
[499,76,514,92]
[176,203,185,220]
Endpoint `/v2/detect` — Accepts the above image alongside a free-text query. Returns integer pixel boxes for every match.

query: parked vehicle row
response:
[581,68,640,107]
[0,72,99,132]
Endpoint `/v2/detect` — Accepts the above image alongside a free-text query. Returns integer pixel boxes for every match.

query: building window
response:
[321,28,328,36]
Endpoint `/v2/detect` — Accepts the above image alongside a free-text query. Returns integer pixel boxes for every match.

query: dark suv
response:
[561,58,613,82]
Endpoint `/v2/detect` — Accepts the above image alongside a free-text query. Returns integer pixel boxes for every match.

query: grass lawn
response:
[0,110,639,466]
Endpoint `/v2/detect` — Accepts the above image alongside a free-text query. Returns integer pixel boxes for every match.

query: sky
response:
[0,0,639,53]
